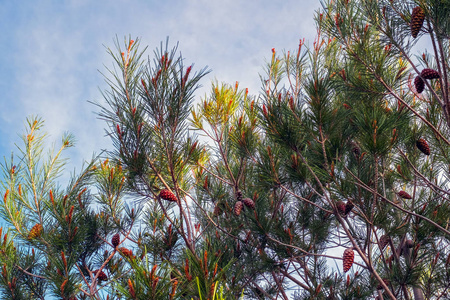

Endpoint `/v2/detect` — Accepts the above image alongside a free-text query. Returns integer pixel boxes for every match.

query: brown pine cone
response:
[111,233,120,248]
[421,68,440,80]
[379,235,390,250]
[234,201,244,216]
[405,239,414,248]
[213,203,223,216]
[242,198,255,209]
[344,201,354,215]
[398,191,412,199]
[343,248,354,273]
[236,190,243,202]
[336,201,346,216]
[94,269,108,281]
[416,138,430,155]
[159,189,177,202]
[414,76,425,93]
[410,6,425,38]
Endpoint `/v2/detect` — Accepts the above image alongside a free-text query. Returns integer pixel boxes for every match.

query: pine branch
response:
[345,166,450,236]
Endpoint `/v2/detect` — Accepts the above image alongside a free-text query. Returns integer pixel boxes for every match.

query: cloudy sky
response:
[0,0,321,176]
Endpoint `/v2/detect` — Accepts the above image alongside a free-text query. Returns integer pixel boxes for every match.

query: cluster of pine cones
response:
[414,68,440,93]
[406,6,434,161]
[410,7,441,94]
[234,190,255,216]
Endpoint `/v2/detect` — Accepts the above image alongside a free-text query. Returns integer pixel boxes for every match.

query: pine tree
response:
[0,117,109,299]
[310,0,450,299]
[1,0,450,298]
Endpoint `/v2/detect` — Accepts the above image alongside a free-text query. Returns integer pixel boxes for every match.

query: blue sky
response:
[0,0,321,175]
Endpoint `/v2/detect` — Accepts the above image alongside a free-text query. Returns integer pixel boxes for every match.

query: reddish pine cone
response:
[234,201,244,216]
[28,223,43,239]
[410,6,425,38]
[111,233,120,248]
[336,201,346,216]
[242,198,255,209]
[343,248,354,273]
[405,239,414,248]
[379,235,390,250]
[416,138,430,155]
[159,189,177,202]
[414,76,425,93]
[344,201,354,215]
[94,269,108,281]
[421,68,440,80]
[398,191,412,199]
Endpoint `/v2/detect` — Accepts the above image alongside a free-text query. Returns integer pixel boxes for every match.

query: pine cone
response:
[336,201,346,216]
[242,198,255,209]
[213,203,223,216]
[414,76,425,93]
[343,248,354,273]
[421,68,440,80]
[398,191,412,199]
[159,189,177,202]
[379,235,390,250]
[111,233,120,248]
[234,201,244,216]
[236,190,243,202]
[405,239,414,248]
[350,142,360,158]
[344,201,354,215]
[94,269,108,281]
[410,6,425,38]
[416,138,430,155]
[28,223,43,239]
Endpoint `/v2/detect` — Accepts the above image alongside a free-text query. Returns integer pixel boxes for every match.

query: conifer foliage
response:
[1,0,450,299]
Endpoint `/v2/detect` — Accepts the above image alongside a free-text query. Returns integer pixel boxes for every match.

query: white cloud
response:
[0,0,322,175]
